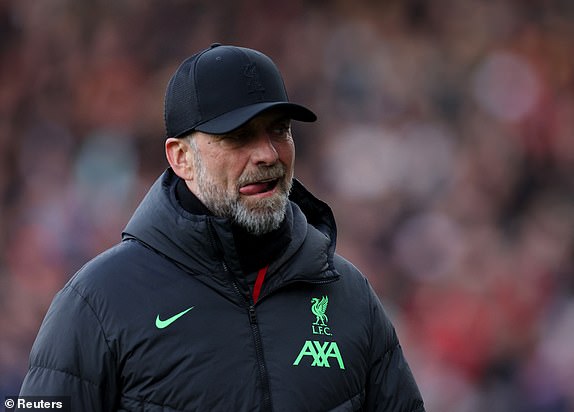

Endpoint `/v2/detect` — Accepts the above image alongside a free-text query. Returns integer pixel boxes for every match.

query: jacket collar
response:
[175,178,292,274]
[122,169,339,289]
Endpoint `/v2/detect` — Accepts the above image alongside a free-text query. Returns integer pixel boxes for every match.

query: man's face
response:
[187,110,295,235]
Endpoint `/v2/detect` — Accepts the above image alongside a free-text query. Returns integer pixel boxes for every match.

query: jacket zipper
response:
[207,221,273,411]
[228,280,273,411]
[248,304,273,412]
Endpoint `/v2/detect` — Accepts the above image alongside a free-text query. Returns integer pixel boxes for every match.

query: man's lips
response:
[239,178,280,196]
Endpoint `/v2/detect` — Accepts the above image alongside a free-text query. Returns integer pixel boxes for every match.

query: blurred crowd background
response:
[1,0,573,411]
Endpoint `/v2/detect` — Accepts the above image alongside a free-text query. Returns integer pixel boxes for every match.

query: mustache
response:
[237,163,287,187]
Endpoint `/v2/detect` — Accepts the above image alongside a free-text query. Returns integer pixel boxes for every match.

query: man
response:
[19,44,425,411]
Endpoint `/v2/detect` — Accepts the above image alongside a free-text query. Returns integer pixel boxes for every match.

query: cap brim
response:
[194,102,317,134]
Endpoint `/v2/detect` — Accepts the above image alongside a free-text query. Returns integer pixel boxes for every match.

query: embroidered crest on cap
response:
[244,62,265,99]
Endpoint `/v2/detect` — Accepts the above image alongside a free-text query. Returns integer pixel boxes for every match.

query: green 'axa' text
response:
[293,340,345,370]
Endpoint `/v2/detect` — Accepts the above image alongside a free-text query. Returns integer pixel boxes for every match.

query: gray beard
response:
[191,144,291,235]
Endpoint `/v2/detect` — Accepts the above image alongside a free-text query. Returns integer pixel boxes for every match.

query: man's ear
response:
[165,137,194,180]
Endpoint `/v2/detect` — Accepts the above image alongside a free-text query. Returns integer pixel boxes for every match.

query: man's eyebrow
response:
[218,115,291,138]
[272,115,291,123]
[218,124,251,139]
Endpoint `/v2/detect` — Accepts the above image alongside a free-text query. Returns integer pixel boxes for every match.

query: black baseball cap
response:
[164,43,317,137]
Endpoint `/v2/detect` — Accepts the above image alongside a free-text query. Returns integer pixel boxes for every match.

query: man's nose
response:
[251,132,279,165]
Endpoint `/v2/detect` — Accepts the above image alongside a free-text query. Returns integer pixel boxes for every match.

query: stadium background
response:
[1,1,573,410]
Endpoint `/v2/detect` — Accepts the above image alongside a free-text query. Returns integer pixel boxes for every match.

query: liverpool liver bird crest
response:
[311,296,329,326]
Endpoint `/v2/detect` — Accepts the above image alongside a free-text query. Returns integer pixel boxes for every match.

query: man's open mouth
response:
[239,178,280,196]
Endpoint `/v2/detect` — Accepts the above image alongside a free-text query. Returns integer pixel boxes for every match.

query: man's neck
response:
[176,178,213,216]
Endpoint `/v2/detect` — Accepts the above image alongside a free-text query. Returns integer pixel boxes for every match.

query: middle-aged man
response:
[19,43,425,411]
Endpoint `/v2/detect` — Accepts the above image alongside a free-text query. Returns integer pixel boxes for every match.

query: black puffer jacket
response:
[19,169,425,412]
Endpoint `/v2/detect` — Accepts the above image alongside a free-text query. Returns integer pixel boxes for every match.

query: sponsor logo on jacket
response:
[292,296,345,370]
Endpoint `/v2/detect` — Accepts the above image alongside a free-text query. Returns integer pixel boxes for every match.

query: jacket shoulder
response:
[70,240,141,282]
[68,239,166,296]
[332,253,370,287]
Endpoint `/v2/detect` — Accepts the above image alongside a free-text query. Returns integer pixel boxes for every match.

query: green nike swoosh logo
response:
[155,306,194,329]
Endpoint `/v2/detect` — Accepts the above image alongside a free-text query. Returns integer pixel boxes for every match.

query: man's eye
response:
[271,124,291,135]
